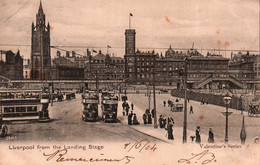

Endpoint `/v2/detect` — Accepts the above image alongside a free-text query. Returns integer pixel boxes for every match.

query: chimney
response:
[72,51,76,58]
[57,51,61,57]
[66,51,70,58]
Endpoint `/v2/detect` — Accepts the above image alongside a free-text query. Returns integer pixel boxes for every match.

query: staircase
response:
[193,74,213,89]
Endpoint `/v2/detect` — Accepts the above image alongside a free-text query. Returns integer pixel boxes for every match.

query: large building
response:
[84,50,125,80]
[0,50,23,80]
[31,1,51,80]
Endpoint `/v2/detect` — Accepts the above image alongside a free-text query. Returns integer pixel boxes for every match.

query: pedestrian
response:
[168,100,170,107]
[145,108,150,115]
[188,98,190,103]
[163,101,166,107]
[158,115,163,128]
[206,100,208,105]
[126,106,129,116]
[208,128,214,143]
[190,105,193,114]
[165,118,174,140]
[128,113,132,125]
[131,103,134,110]
[195,126,201,143]
[148,113,152,124]
[162,118,167,128]
[151,109,155,118]
[176,98,179,102]
[130,111,133,117]
[143,113,147,124]
[133,114,140,125]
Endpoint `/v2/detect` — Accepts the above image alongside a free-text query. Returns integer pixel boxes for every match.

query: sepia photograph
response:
[0,0,259,164]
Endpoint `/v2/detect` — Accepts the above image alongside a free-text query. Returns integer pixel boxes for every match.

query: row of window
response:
[3,106,38,113]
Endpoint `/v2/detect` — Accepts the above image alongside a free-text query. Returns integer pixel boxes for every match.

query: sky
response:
[0,0,259,59]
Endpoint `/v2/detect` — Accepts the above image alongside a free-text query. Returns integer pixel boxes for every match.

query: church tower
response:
[31,1,51,80]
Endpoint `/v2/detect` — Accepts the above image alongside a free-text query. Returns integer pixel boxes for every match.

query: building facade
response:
[0,50,23,80]
[84,50,125,80]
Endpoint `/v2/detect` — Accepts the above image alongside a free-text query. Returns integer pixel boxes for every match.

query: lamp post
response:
[183,57,188,143]
[222,93,232,143]
[174,57,188,143]
[146,84,151,110]
[153,68,158,129]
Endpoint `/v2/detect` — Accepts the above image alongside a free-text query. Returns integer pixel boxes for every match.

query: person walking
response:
[128,113,132,125]
[143,113,147,124]
[208,128,214,143]
[165,118,174,140]
[133,114,140,125]
[158,115,163,128]
[195,126,201,143]
[163,101,166,107]
[190,105,193,114]
[147,113,152,124]
[151,109,155,118]
[162,117,167,128]
[125,103,130,116]
[131,103,134,110]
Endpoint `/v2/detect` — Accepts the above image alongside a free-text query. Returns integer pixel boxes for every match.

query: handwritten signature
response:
[43,148,134,164]
[124,139,157,153]
[178,150,216,165]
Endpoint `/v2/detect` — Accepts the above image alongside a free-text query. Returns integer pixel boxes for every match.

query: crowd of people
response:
[191,126,214,143]
[122,101,140,125]
[122,96,215,143]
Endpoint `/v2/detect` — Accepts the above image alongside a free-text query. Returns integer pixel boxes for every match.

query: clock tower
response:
[124,29,136,82]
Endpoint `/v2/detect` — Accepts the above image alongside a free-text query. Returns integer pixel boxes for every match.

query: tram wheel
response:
[1,125,8,137]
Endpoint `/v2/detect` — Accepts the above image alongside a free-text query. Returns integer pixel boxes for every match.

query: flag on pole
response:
[107,45,111,48]
[93,49,97,53]
[130,13,133,16]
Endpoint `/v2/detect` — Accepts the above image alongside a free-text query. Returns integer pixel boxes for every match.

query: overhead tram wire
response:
[0,44,259,53]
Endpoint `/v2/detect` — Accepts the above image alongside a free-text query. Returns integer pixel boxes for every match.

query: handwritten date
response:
[124,139,157,153]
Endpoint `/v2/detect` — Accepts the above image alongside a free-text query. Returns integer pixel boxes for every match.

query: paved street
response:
[1,94,159,142]
[1,93,260,144]
[125,93,260,143]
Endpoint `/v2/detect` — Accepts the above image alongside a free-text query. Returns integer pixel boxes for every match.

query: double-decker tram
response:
[81,91,99,121]
[101,90,118,122]
[0,89,50,122]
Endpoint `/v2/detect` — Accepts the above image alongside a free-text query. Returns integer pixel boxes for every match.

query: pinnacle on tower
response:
[38,0,43,13]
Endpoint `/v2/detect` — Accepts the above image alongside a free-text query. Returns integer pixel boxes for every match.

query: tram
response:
[101,90,118,122]
[0,89,50,121]
[82,91,99,121]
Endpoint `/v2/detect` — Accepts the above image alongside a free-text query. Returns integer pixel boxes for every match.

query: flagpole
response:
[129,14,130,29]
[107,46,108,55]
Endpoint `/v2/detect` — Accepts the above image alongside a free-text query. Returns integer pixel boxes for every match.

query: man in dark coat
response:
[158,115,163,128]
[190,105,193,114]
[163,101,166,107]
[147,113,152,124]
[162,118,167,128]
[196,126,201,143]
[125,103,130,116]
[143,113,147,124]
[151,109,155,118]
[128,114,132,125]
[131,103,134,110]
[208,128,214,143]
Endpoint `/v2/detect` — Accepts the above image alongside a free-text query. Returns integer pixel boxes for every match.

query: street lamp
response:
[222,93,232,143]
[174,57,188,143]
[146,85,151,110]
